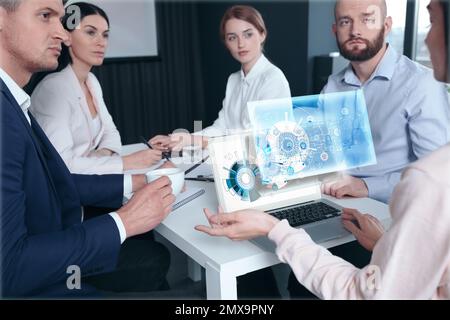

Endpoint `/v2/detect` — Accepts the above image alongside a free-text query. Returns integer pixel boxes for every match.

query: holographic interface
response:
[247,90,376,187]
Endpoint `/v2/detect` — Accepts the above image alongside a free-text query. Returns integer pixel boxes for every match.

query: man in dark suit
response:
[0,0,175,298]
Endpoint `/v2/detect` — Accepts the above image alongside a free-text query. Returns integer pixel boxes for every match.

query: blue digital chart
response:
[247,90,377,186]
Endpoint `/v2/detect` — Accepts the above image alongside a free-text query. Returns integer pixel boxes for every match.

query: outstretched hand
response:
[195,207,280,241]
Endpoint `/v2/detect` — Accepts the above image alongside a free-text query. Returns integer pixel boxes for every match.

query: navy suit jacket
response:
[1,79,124,297]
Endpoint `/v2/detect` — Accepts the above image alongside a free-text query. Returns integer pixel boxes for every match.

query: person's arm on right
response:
[270,167,450,299]
[341,209,384,252]
[197,165,449,299]
[196,208,378,299]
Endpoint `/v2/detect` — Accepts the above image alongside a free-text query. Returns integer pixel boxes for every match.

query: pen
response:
[185,177,214,182]
[139,136,153,149]
[185,155,210,175]
[140,136,170,161]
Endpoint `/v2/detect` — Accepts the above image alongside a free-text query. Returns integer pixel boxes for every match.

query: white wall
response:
[66,0,158,58]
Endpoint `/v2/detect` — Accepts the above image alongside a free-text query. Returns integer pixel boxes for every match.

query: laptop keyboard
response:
[268,202,341,228]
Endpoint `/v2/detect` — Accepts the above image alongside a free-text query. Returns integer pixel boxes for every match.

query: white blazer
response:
[31,65,123,174]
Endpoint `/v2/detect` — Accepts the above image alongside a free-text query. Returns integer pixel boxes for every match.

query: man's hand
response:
[122,149,162,170]
[341,208,384,251]
[195,207,280,241]
[321,174,369,199]
[156,161,187,192]
[118,176,175,238]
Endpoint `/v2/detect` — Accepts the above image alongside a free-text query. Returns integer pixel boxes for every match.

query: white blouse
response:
[200,54,291,137]
[91,115,101,144]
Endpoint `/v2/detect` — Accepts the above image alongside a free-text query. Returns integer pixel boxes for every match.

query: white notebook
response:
[173,187,205,211]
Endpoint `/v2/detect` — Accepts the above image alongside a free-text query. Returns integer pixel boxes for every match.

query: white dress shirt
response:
[199,54,291,137]
[323,45,450,203]
[0,68,129,244]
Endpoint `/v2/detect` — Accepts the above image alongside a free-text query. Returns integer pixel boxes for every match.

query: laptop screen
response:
[208,90,376,212]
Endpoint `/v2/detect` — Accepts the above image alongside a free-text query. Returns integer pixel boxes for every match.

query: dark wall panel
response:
[307,0,338,93]
[93,1,206,144]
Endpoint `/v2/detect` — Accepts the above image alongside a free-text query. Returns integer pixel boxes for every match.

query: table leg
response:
[187,257,202,282]
[205,262,237,300]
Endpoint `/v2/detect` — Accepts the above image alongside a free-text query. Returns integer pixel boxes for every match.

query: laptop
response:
[207,90,376,251]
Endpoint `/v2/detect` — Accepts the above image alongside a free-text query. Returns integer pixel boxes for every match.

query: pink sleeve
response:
[269,168,450,299]
[269,220,376,299]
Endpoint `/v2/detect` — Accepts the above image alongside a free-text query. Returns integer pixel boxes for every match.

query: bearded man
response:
[288,0,450,299]
[320,0,450,204]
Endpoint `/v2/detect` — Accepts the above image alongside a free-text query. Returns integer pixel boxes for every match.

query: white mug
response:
[145,168,184,196]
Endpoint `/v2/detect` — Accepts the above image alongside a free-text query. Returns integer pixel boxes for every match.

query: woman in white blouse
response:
[31,2,162,174]
[150,5,291,150]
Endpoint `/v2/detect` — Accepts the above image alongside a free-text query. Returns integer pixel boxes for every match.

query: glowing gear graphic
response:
[223,161,262,202]
[262,119,310,178]
[279,132,298,158]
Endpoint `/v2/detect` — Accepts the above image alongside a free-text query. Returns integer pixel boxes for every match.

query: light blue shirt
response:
[323,46,450,203]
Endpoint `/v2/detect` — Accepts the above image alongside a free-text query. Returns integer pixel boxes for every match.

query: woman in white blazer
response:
[150,5,291,151]
[31,2,162,174]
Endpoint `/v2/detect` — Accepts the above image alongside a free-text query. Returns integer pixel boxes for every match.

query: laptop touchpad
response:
[304,218,350,243]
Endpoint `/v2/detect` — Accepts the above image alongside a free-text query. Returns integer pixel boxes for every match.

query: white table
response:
[122,144,391,300]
